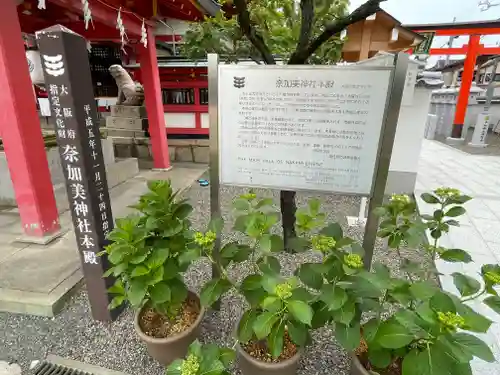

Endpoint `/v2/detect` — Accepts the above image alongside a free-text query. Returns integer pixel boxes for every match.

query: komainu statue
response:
[109,64,145,106]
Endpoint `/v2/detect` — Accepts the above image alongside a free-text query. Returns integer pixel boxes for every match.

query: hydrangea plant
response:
[191,191,364,360]
[166,340,235,375]
[99,180,194,317]
[337,188,500,375]
[187,187,500,373]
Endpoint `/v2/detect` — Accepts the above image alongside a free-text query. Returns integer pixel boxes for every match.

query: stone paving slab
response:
[416,140,500,375]
[0,163,207,317]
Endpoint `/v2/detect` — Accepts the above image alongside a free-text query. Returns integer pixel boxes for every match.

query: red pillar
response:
[0,1,60,237]
[138,27,171,169]
[451,35,481,139]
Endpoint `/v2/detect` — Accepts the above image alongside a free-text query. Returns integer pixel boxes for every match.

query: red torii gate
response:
[0,0,203,240]
[404,20,500,139]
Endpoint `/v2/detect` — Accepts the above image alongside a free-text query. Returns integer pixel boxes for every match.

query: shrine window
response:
[161,88,195,105]
[200,88,209,105]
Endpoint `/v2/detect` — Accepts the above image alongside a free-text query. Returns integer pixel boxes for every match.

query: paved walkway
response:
[415,140,500,375]
[0,163,207,317]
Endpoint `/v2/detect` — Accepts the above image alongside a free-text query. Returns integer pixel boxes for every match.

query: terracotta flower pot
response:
[236,342,302,375]
[134,291,205,365]
[350,354,370,375]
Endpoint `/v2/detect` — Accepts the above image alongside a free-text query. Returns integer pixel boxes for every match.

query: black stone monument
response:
[36,25,122,321]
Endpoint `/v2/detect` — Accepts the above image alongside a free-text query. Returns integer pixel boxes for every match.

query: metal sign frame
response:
[208,53,409,269]
[216,63,393,197]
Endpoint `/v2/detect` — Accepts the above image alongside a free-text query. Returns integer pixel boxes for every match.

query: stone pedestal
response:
[105,105,149,138]
[106,105,150,158]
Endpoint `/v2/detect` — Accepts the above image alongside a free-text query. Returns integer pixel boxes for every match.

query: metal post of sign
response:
[208,53,221,282]
[362,52,409,269]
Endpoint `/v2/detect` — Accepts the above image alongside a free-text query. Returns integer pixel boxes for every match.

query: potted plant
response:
[337,188,500,375]
[100,180,205,365]
[192,192,363,375]
[166,340,236,375]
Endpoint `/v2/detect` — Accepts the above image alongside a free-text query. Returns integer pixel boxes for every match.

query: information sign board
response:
[218,65,392,195]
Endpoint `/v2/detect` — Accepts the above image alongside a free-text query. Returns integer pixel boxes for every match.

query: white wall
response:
[390,87,433,174]
[164,113,196,128]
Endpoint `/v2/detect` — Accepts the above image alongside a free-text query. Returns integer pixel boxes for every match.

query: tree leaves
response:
[150,282,171,304]
[219,347,236,367]
[220,243,252,265]
[449,332,495,363]
[233,198,251,211]
[335,323,361,351]
[287,236,310,253]
[169,278,188,305]
[452,273,481,297]
[403,343,473,375]
[146,248,170,269]
[430,292,456,313]
[288,300,313,326]
[131,265,150,277]
[288,320,308,346]
[108,281,125,295]
[440,249,472,263]
[445,207,466,217]
[375,320,414,349]
[320,223,343,240]
[241,274,263,290]
[402,347,440,375]
[452,297,492,333]
[410,281,439,300]
[128,280,148,307]
[253,312,279,339]
[484,295,500,315]
[320,285,347,310]
[296,263,324,290]
[208,216,224,234]
[311,301,333,329]
[421,193,440,204]
[393,309,429,338]
[173,203,193,220]
[199,359,225,375]
[363,318,380,343]
[200,278,232,307]
[368,348,392,369]
[260,234,283,253]
[261,296,282,313]
[109,295,125,310]
[268,320,285,358]
[332,300,356,325]
[166,359,183,375]
[238,309,259,343]
[258,256,281,275]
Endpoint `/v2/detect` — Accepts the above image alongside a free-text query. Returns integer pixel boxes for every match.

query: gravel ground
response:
[0,175,434,375]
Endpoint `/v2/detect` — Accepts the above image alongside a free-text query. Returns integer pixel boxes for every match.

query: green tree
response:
[182,0,387,248]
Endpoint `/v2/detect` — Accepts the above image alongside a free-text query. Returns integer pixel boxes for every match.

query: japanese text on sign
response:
[218,66,392,195]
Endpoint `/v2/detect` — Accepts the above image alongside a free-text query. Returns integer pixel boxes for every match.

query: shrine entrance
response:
[404,19,500,140]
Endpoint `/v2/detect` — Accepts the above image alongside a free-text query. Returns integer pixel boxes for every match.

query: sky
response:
[349,0,500,64]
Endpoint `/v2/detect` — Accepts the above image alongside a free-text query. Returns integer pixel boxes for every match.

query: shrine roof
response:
[18,0,215,38]
[125,56,285,68]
